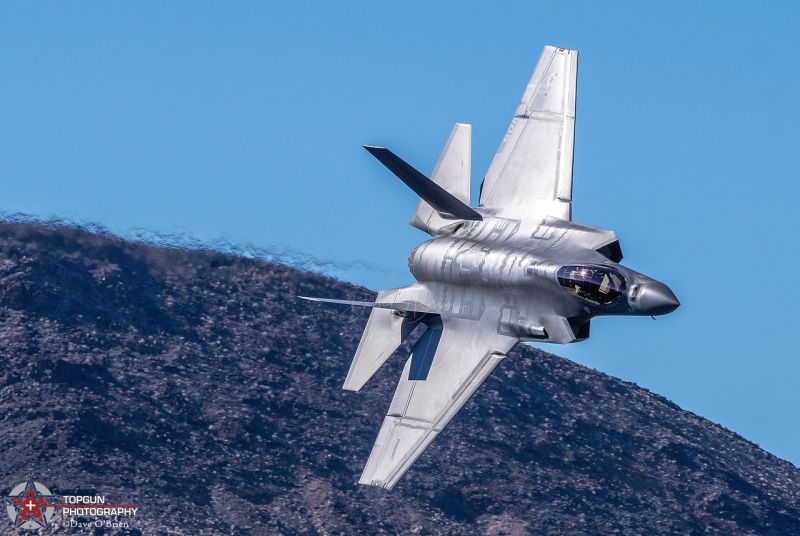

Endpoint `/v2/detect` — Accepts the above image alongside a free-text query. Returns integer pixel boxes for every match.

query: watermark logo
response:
[4,479,139,530]
[4,480,57,529]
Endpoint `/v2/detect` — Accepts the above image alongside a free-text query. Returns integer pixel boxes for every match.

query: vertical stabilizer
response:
[410,123,472,235]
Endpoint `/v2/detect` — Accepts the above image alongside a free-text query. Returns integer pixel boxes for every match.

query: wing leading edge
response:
[359,316,519,489]
[479,46,578,222]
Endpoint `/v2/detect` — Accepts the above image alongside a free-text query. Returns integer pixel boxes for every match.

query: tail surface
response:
[364,123,480,234]
[300,285,437,391]
[409,123,473,235]
[344,288,415,391]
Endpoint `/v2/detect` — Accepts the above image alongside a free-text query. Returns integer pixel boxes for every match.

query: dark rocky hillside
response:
[1,220,799,535]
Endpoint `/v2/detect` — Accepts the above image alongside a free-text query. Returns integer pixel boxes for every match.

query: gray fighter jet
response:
[302,45,679,489]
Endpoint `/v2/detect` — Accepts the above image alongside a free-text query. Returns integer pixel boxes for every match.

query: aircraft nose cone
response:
[634,281,680,316]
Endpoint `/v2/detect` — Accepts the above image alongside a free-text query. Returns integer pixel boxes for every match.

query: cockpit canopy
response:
[557,265,627,305]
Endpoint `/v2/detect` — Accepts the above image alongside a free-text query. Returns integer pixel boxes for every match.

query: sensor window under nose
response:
[557,265,627,305]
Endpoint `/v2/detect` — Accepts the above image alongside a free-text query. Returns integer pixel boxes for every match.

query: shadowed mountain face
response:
[0,221,799,535]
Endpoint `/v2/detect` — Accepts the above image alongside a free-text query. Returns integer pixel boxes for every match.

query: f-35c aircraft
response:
[302,46,679,489]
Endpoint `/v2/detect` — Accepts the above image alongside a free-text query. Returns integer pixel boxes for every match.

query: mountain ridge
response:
[0,220,798,535]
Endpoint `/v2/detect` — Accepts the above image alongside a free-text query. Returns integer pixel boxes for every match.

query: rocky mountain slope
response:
[1,220,799,535]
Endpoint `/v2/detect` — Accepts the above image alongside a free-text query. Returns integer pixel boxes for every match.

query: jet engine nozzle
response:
[631,281,680,316]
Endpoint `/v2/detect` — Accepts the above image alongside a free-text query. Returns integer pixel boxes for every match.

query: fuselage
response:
[406,214,679,344]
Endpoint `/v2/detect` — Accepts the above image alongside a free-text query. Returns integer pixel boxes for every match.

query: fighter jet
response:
[301,46,679,489]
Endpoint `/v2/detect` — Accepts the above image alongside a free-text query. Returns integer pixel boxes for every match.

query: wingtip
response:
[357,477,393,490]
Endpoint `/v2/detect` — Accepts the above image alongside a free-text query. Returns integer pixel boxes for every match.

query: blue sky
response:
[2,3,800,465]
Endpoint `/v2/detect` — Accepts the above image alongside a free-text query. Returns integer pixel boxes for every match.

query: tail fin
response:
[363,127,480,229]
[297,296,436,315]
[301,285,436,391]
[344,283,443,390]
[410,123,473,235]
[344,298,412,391]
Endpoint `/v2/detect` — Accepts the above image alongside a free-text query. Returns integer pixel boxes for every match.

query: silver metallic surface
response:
[307,46,679,489]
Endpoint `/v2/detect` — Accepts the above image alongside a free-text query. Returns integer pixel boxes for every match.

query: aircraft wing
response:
[359,316,519,489]
[479,46,578,222]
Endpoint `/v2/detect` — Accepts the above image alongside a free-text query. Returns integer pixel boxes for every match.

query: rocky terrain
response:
[1,220,799,535]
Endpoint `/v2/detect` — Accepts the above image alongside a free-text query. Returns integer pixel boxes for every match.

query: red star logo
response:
[5,480,57,528]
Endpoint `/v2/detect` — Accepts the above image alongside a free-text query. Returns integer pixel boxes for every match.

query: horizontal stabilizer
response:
[300,286,438,392]
[364,146,482,221]
[298,296,437,315]
[342,289,417,391]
